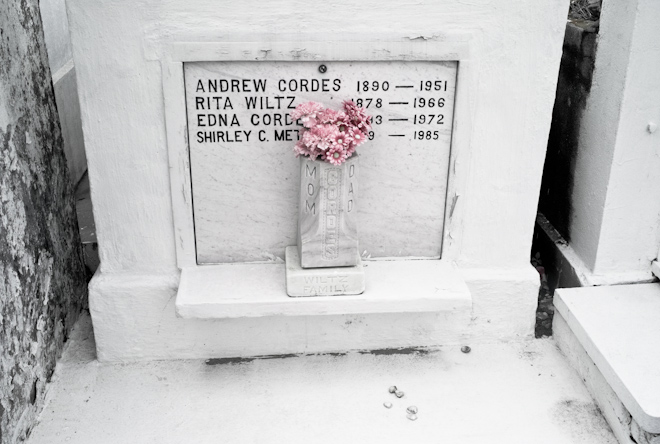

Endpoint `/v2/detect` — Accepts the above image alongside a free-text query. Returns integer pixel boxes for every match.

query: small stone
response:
[388,386,397,393]
[461,345,471,353]
[395,390,404,398]
[383,402,392,409]
[406,406,418,414]
[407,413,418,421]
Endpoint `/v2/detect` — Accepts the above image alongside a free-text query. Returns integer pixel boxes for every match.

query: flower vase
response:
[297,154,359,268]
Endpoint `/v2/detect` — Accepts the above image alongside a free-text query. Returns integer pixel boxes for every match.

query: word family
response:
[303,284,350,295]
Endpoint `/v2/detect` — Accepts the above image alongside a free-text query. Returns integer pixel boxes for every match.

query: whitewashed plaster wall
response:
[39,0,70,71]
[67,0,568,360]
[568,0,660,284]
[40,0,87,185]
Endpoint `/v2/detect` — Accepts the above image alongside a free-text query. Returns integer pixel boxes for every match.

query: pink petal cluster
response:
[291,100,372,165]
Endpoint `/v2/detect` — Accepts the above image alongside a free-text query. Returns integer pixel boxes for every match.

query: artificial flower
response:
[290,101,371,165]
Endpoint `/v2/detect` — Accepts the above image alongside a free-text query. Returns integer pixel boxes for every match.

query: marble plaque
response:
[184,61,457,264]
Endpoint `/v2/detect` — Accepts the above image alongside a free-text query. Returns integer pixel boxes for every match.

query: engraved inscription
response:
[185,62,457,149]
[302,275,350,295]
[304,284,349,295]
[322,168,342,260]
[304,163,317,215]
[303,275,349,284]
[297,156,359,268]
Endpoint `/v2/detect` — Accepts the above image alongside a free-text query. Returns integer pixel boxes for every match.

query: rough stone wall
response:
[0,0,88,442]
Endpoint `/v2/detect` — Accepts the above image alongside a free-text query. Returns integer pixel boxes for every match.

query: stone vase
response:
[297,154,359,268]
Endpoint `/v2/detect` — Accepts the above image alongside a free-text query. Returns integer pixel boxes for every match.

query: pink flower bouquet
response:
[290,101,372,166]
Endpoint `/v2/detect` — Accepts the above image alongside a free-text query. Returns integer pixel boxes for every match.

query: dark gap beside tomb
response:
[532,2,600,337]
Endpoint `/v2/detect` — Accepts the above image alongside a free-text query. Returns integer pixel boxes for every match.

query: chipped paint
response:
[0,0,87,442]
[359,347,434,356]
[204,347,434,366]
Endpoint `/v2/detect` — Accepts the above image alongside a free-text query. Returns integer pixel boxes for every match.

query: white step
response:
[176,259,471,319]
[555,283,660,434]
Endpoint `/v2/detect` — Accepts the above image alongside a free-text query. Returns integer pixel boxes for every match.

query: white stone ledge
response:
[555,283,660,434]
[175,259,471,319]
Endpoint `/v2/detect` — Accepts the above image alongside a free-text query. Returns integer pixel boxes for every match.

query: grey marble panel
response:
[184,61,457,263]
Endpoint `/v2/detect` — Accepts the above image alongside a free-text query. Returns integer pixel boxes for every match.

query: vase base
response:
[285,246,365,297]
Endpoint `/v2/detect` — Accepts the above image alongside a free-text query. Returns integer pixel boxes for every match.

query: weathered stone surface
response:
[285,246,364,297]
[0,0,87,442]
[297,155,359,268]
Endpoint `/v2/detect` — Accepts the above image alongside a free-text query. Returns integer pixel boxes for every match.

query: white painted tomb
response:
[537,0,660,288]
[555,284,660,436]
[67,0,568,361]
[542,1,660,442]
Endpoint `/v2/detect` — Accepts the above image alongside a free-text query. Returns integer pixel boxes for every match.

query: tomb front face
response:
[69,0,570,360]
[184,61,458,264]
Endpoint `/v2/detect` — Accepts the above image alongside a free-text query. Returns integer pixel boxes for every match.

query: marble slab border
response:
[161,39,474,319]
[160,39,474,269]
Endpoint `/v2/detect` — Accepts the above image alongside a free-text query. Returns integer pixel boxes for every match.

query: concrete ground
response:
[26,314,617,444]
